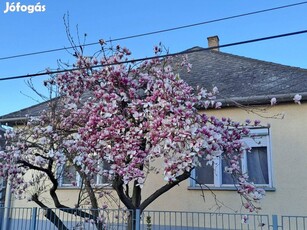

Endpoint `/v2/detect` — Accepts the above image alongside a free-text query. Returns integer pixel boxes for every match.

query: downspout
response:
[2,178,12,230]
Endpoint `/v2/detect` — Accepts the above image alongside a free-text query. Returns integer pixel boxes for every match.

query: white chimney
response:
[207,36,219,51]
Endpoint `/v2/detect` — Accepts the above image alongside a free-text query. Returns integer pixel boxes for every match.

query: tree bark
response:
[19,160,103,228]
[114,170,192,230]
[32,194,69,230]
[140,170,191,212]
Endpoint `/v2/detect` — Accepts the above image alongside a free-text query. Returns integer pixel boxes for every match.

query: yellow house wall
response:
[11,103,307,216]
[11,181,120,209]
[142,103,307,216]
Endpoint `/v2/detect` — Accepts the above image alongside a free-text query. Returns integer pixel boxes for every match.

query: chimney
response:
[207,36,219,51]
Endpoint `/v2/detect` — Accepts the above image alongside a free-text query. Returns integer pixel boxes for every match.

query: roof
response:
[2,47,307,125]
[0,98,57,126]
[180,47,307,105]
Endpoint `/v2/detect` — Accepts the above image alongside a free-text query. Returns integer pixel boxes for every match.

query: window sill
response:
[58,186,82,190]
[188,186,276,192]
[58,185,113,190]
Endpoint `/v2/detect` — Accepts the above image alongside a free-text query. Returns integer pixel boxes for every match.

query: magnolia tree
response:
[0,45,265,229]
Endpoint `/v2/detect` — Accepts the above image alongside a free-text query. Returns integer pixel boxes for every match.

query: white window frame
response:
[57,163,81,187]
[190,127,273,189]
[93,160,112,186]
[58,161,111,187]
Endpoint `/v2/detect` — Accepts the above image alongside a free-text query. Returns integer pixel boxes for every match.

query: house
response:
[0,127,6,206]
[1,36,307,218]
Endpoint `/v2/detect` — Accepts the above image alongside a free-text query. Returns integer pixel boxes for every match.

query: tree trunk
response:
[44,209,69,230]
[126,209,139,230]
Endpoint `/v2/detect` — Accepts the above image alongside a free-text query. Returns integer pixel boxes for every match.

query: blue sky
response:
[0,0,307,115]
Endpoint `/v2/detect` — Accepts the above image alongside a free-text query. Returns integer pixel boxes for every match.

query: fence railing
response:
[281,215,307,230]
[0,207,132,230]
[141,210,270,229]
[0,207,306,229]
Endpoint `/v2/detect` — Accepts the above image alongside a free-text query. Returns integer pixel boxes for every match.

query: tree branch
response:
[32,194,69,230]
[18,160,95,219]
[140,170,191,212]
[112,176,134,210]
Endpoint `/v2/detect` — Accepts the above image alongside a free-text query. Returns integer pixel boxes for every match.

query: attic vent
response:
[207,36,219,51]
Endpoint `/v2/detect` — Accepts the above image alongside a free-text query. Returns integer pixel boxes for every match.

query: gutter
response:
[200,92,307,109]
[1,92,307,124]
[0,117,29,127]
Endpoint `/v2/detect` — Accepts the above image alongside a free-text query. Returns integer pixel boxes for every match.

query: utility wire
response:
[1,29,307,82]
[0,1,306,61]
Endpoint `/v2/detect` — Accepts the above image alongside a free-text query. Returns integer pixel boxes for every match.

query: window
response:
[58,163,80,187]
[93,161,111,185]
[58,161,111,187]
[191,128,273,189]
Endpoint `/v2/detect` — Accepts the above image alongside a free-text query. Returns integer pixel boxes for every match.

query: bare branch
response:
[32,194,69,230]
[140,170,191,212]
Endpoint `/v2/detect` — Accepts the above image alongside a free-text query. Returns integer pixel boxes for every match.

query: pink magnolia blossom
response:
[270,97,277,106]
[293,94,302,104]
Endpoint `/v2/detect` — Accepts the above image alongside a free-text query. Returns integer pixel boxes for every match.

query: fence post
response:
[30,207,37,230]
[135,209,140,230]
[272,214,279,230]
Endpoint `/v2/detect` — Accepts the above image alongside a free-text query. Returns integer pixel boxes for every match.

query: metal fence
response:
[280,215,307,230]
[141,210,270,229]
[0,207,306,229]
[0,207,131,230]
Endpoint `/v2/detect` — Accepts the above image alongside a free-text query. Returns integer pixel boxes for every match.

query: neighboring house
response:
[1,36,307,217]
[0,127,6,206]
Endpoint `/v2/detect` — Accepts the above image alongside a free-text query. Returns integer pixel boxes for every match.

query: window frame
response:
[57,163,81,187]
[190,127,273,189]
[58,160,111,188]
[93,160,112,186]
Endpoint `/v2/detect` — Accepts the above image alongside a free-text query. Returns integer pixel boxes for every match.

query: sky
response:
[0,0,307,116]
